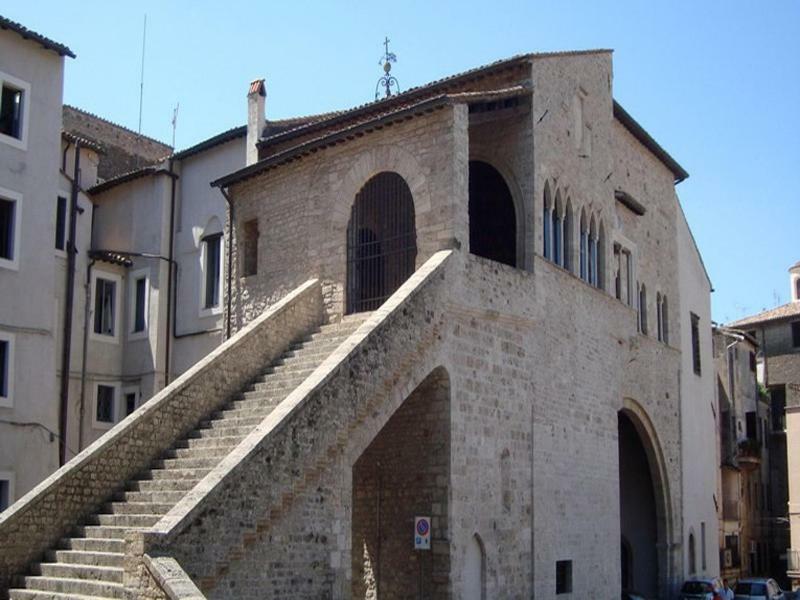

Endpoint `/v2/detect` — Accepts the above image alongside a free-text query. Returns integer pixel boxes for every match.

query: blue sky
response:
[6,1,799,323]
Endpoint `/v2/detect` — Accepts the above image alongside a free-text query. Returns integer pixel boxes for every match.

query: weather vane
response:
[375,36,400,100]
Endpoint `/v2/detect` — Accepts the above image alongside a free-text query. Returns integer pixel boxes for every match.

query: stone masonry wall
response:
[0,279,324,594]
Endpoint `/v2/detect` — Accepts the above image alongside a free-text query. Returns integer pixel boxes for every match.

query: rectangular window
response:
[556,560,572,594]
[691,312,701,375]
[0,478,9,511]
[0,84,23,140]
[701,522,706,571]
[614,244,621,300]
[133,276,147,333]
[0,197,15,261]
[792,322,800,348]
[96,385,115,424]
[242,219,259,277]
[55,196,67,251]
[203,233,222,309]
[0,332,13,407]
[94,277,117,336]
[125,391,138,416]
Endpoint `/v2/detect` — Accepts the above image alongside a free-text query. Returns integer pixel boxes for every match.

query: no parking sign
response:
[414,516,431,550]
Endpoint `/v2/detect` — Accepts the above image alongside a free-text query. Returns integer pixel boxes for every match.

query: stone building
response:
[713,326,773,581]
[729,262,800,587]
[1,50,718,599]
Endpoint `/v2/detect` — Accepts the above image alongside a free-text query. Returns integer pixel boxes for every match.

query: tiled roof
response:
[63,105,171,151]
[213,94,459,189]
[728,302,800,328]
[0,15,75,57]
[61,131,104,154]
[88,250,133,267]
[88,166,175,195]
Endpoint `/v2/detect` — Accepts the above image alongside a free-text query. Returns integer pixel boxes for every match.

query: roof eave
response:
[0,16,75,58]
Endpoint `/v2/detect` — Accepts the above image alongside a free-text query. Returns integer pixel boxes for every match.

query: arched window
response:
[553,191,563,266]
[639,284,648,335]
[688,533,697,575]
[662,296,669,344]
[469,161,517,267]
[543,183,552,260]
[200,217,224,312]
[464,534,487,600]
[579,210,588,281]
[346,172,416,314]
[563,199,573,272]
[588,216,597,286]
[656,293,663,341]
[597,221,606,290]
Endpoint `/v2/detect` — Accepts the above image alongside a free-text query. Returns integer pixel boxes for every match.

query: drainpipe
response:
[165,159,177,386]
[58,140,81,465]
[220,187,234,340]
[78,258,95,452]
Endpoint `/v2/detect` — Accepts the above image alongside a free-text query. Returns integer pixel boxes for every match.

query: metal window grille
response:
[346,172,416,314]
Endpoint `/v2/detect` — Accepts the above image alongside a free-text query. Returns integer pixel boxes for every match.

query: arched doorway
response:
[618,410,662,597]
[468,161,517,267]
[346,172,416,314]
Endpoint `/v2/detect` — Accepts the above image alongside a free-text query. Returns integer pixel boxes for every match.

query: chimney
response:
[247,79,266,166]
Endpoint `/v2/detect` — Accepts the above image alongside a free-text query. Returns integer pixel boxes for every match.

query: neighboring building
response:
[0,50,721,599]
[730,262,800,588]
[0,16,74,508]
[713,326,773,581]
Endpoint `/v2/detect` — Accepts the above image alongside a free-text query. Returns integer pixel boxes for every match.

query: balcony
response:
[737,438,761,470]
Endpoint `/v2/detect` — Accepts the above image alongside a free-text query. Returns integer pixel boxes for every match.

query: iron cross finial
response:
[375,37,399,100]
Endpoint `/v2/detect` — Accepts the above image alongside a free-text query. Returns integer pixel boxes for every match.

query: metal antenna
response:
[171,102,179,149]
[137,14,147,134]
[375,36,399,100]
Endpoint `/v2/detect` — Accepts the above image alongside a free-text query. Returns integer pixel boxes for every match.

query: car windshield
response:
[681,581,713,593]
[734,582,767,595]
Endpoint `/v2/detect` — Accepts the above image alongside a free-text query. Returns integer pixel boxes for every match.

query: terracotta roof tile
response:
[728,302,800,328]
[0,15,75,57]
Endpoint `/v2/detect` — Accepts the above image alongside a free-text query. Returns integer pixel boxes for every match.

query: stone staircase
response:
[8,315,368,600]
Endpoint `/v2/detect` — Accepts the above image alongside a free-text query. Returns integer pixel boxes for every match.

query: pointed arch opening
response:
[469,161,517,267]
[579,209,588,281]
[553,190,563,267]
[346,172,417,314]
[563,198,574,272]
[543,182,553,260]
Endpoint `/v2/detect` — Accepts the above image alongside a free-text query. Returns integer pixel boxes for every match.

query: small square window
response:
[55,196,67,251]
[0,84,23,140]
[96,385,115,424]
[556,560,572,594]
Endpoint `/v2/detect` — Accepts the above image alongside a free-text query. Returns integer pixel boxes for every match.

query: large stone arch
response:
[469,153,526,268]
[619,397,674,598]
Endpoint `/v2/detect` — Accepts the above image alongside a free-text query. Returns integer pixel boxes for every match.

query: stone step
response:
[173,435,241,451]
[248,373,313,392]
[151,455,221,470]
[45,550,124,569]
[139,467,212,481]
[20,575,124,599]
[186,424,253,440]
[73,526,128,541]
[60,538,125,554]
[103,501,173,515]
[211,402,281,421]
[10,590,117,600]
[197,415,264,431]
[86,513,161,528]
[125,478,198,493]
[34,562,124,584]
[113,489,185,504]
[161,445,230,460]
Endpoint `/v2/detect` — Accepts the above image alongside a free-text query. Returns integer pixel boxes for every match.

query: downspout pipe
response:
[165,159,177,386]
[58,140,81,465]
[78,258,95,452]
[220,187,234,340]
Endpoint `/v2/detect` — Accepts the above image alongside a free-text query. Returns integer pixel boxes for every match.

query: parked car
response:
[734,578,786,600]
[680,578,724,600]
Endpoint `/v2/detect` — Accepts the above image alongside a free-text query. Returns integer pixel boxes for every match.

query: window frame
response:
[0,71,31,151]
[0,470,15,512]
[122,385,141,418]
[90,270,122,344]
[0,331,15,408]
[93,381,121,430]
[199,232,224,317]
[128,268,149,340]
[0,186,22,271]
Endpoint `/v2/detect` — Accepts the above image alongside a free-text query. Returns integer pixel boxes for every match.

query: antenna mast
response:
[171,103,179,149]
[138,14,147,134]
